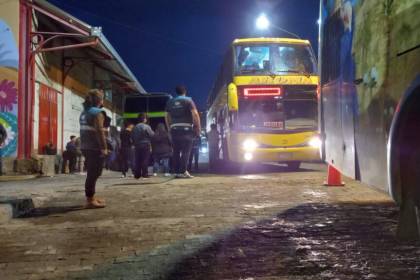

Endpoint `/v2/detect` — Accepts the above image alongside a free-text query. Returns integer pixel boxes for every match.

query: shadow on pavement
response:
[166,202,419,280]
[82,202,420,280]
[19,205,86,218]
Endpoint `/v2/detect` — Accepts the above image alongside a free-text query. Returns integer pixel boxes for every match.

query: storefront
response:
[0,0,145,174]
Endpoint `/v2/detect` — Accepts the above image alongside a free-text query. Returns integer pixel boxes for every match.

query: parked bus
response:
[123,93,171,129]
[207,38,320,169]
[319,0,420,239]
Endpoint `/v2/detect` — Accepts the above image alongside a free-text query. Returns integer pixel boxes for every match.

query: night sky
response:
[48,0,319,111]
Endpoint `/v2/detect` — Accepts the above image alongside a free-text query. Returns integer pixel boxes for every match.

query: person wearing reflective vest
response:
[79,89,108,208]
[165,85,201,178]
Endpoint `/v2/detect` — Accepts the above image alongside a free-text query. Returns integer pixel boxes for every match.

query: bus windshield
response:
[235,44,316,75]
[124,94,171,114]
[238,98,317,132]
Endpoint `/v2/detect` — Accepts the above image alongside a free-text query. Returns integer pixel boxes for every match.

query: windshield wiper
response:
[240,69,263,74]
[276,70,312,78]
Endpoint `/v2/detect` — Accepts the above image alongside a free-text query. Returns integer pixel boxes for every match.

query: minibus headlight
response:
[242,139,258,151]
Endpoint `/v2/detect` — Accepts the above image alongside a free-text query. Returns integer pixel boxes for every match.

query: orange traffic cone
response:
[324,164,345,186]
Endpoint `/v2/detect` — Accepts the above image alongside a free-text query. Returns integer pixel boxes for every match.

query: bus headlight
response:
[242,139,258,151]
[308,136,322,148]
[244,152,253,161]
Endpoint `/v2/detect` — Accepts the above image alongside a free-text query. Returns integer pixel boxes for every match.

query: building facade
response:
[0,0,145,175]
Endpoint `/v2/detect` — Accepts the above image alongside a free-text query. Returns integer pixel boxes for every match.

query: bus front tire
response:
[285,161,301,171]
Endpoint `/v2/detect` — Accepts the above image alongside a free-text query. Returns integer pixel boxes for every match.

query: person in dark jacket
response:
[79,89,107,208]
[120,122,134,178]
[0,123,6,176]
[151,123,172,176]
[62,135,77,173]
[131,113,154,179]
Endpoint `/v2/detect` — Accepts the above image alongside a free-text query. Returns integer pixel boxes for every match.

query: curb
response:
[0,175,39,182]
[0,197,35,223]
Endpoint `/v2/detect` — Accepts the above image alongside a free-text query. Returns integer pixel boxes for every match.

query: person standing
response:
[207,123,220,172]
[63,135,78,173]
[188,135,201,172]
[0,123,6,176]
[79,89,107,208]
[120,122,134,178]
[165,85,201,178]
[151,123,172,176]
[74,137,83,173]
[131,113,154,179]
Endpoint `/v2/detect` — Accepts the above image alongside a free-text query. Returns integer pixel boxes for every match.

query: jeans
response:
[83,150,104,198]
[209,145,219,170]
[120,147,133,175]
[188,147,199,171]
[153,156,170,174]
[62,151,77,173]
[134,144,151,178]
[171,129,194,174]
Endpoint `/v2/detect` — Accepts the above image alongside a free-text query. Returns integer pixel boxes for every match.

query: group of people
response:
[78,85,202,208]
[120,85,201,179]
[120,121,173,179]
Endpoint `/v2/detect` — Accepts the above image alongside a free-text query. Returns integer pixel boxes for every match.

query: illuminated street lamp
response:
[256,13,270,30]
[255,13,301,39]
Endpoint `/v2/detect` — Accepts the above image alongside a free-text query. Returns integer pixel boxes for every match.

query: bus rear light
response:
[244,87,282,97]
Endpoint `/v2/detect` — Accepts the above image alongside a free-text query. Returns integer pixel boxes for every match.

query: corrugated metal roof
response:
[32,0,146,94]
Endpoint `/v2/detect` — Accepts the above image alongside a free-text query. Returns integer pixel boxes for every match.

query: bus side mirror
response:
[228,83,238,112]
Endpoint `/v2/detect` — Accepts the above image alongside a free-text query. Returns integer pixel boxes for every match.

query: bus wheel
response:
[395,90,420,241]
[286,161,301,171]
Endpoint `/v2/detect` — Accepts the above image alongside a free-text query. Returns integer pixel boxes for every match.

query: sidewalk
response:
[0,171,165,221]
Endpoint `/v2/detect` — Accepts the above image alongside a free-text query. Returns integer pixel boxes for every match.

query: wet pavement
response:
[0,163,419,279]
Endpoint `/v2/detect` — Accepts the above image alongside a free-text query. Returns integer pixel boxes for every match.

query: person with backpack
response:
[165,85,201,178]
[0,123,7,176]
[131,113,154,179]
[151,123,172,177]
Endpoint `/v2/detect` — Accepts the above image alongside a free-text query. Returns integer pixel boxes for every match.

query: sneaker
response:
[179,171,194,179]
[121,174,126,178]
[153,173,158,177]
[164,173,171,177]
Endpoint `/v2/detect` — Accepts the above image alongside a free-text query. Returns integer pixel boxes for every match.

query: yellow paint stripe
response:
[233,75,319,86]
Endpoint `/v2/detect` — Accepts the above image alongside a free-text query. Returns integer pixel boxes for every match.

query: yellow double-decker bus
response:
[207,38,320,169]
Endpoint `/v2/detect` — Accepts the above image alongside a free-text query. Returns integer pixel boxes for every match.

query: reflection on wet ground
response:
[167,203,420,280]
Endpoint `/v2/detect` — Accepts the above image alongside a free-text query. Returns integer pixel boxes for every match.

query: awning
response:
[28,0,146,94]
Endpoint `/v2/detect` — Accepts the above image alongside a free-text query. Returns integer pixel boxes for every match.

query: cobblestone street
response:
[0,163,419,280]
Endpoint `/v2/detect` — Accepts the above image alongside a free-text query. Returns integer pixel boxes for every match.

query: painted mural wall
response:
[0,0,19,157]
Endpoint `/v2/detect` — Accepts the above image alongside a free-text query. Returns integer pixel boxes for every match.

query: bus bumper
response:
[233,146,320,163]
